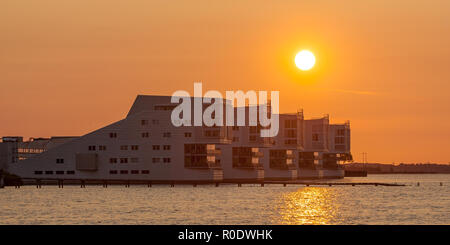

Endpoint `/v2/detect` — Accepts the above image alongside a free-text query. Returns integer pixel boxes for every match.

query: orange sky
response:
[1,0,450,163]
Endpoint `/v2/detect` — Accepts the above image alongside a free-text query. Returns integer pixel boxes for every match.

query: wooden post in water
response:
[58,180,64,188]
[0,174,4,189]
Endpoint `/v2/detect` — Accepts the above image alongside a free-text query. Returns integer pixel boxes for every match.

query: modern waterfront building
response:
[300,116,352,179]
[0,136,77,169]
[263,113,303,180]
[0,137,20,173]
[6,96,232,183]
[1,95,352,183]
[324,122,352,178]
[300,116,330,179]
[219,107,266,181]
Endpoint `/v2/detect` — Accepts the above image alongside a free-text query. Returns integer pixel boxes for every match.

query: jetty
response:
[3,178,407,188]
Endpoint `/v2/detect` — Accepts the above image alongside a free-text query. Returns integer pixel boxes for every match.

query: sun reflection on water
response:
[275,187,339,225]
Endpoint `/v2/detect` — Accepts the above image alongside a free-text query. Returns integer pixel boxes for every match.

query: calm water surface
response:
[0,174,449,224]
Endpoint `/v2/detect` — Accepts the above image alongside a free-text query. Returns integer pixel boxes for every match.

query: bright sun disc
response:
[295,50,315,71]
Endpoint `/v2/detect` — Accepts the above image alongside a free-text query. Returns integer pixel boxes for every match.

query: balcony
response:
[185,158,221,169]
[286,151,295,158]
[232,160,263,169]
[206,148,221,155]
[252,151,264,158]
[269,158,296,170]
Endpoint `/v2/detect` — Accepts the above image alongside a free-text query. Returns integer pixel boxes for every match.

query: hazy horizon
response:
[1,0,450,164]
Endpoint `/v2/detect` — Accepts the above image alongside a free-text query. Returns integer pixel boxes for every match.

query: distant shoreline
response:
[367,172,450,175]
[344,163,450,175]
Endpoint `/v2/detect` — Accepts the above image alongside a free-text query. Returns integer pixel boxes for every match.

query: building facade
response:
[2,95,352,183]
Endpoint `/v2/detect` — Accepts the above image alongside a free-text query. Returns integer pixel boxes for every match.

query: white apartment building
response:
[1,95,352,183]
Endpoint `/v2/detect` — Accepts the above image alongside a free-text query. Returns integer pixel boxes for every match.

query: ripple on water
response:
[0,174,449,224]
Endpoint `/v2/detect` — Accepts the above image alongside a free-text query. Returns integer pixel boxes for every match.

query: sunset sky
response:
[1,0,449,163]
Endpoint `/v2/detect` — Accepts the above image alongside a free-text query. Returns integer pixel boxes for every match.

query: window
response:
[45,171,53,175]
[337,129,345,136]
[130,157,139,163]
[120,145,128,150]
[335,137,345,144]
[152,145,160,150]
[120,170,128,174]
[184,132,192,138]
[66,171,75,175]
[131,170,139,174]
[120,158,128,163]
[284,139,297,145]
[141,170,150,174]
[154,105,176,110]
[163,158,171,163]
[109,158,117,164]
[56,171,64,175]
[131,145,139,151]
[284,120,297,129]
[284,129,296,138]
[34,171,43,175]
[312,133,319,141]
[141,119,149,126]
[163,132,171,138]
[56,158,64,164]
[109,170,118,174]
[163,145,171,150]
[109,132,117,138]
[152,119,159,125]
[142,132,150,138]
[88,145,96,151]
[99,145,107,151]
[152,158,160,163]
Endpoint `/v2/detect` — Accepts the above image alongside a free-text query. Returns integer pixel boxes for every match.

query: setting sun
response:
[295,50,316,71]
